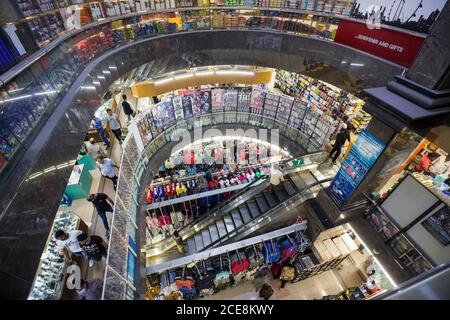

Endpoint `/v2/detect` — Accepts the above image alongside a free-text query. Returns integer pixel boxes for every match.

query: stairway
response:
[186,170,324,254]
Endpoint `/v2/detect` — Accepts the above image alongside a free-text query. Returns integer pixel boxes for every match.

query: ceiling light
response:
[174,73,194,80]
[196,71,214,76]
[154,78,173,85]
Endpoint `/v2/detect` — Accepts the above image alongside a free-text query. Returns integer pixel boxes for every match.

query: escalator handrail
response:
[203,177,333,250]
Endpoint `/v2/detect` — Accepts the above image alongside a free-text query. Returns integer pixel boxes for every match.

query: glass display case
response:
[28,208,80,300]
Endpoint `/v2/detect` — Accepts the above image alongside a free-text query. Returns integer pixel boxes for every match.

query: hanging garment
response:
[146,188,153,204]
[245,245,265,269]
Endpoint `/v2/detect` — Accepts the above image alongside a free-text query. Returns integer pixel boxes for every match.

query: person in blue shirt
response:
[92,117,111,149]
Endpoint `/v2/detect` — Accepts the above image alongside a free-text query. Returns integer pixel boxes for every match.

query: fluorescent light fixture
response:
[341,61,347,64]
[174,73,194,80]
[103,70,111,74]
[8,88,24,93]
[195,71,214,76]
[81,86,97,90]
[108,66,117,70]
[0,94,32,104]
[93,81,101,85]
[154,77,173,85]
[34,90,57,96]
[347,224,397,287]
[97,75,106,79]
[350,63,365,67]
[215,70,234,75]
[234,70,254,75]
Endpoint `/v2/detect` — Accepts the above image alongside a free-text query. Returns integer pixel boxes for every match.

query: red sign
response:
[334,20,425,68]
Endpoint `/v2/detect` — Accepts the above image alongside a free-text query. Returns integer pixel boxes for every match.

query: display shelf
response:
[28,207,80,300]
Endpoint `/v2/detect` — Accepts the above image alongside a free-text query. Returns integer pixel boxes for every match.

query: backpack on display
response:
[245,244,265,269]
[213,254,231,291]
[280,236,298,260]
[175,266,195,289]
[230,250,249,274]
[263,240,281,264]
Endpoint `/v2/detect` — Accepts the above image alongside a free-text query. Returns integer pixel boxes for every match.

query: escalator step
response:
[187,238,196,255]
[223,214,236,233]
[201,229,212,248]
[263,191,278,207]
[194,233,204,251]
[231,209,244,228]
[208,224,220,243]
[255,196,269,212]
[290,173,307,191]
[282,179,297,195]
[247,201,261,218]
[274,186,288,202]
[239,205,253,222]
[216,219,228,238]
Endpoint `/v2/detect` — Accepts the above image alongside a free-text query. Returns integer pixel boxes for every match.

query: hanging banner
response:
[334,20,425,67]
[329,129,385,206]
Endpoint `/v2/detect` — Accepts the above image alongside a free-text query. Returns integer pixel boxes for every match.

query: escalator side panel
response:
[282,179,297,195]
[194,233,204,252]
[187,238,196,255]
[274,185,288,202]
[201,229,212,248]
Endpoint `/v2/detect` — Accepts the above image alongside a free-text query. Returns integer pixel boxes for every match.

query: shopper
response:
[55,229,84,264]
[330,127,351,164]
[172,230,185,254]
[87,193,114,237]
[121,94,135,122]
[77,232,108,268]
[85,137,106,159]
[259,283,274,300]
[77,278,103,300]
[91,117,111,149]
[415,152,439,173]
[105,109,123,144]
[269,163,285,192]
[96,155,118,190]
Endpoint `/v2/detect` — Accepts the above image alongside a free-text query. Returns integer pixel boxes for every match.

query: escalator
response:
[146,151,331,260]
[186,169,333,254]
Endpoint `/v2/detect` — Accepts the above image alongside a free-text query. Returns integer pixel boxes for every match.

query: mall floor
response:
[201,257,365,300]
[66,94,127,287]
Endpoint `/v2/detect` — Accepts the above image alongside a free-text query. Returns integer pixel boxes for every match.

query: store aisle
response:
[201,262,364,300]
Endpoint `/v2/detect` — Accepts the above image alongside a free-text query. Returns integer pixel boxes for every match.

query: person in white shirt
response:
[269,163,285,192]
[84,138,106,159]
[55,229,84,264]
[429,154,450,176]
[96,155,118,190]
[105,109,123,144]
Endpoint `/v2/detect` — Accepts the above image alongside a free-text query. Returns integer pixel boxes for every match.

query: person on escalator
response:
[172,230,185,254]
[269,163,285,192]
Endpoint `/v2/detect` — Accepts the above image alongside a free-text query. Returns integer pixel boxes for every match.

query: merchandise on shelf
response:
[28,208,80,300]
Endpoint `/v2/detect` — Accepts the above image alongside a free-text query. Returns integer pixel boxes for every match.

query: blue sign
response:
[60,192,73,207]
[329,129,385,206]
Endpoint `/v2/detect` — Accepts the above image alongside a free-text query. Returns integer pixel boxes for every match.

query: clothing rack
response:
[146,222,308,274]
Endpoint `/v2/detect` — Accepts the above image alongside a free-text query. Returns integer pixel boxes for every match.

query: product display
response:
[28,207,80,300]
[146,229,314,300]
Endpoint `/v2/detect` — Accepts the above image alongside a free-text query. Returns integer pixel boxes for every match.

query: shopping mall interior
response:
[0,0,449,301]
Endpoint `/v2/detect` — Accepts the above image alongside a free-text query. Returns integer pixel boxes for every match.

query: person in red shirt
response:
[416,152,438,172]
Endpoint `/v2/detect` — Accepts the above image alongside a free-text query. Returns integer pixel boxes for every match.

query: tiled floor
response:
[201,260,365,300]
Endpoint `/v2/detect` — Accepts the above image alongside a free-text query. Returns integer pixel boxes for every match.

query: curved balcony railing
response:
[0,5,424,184]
